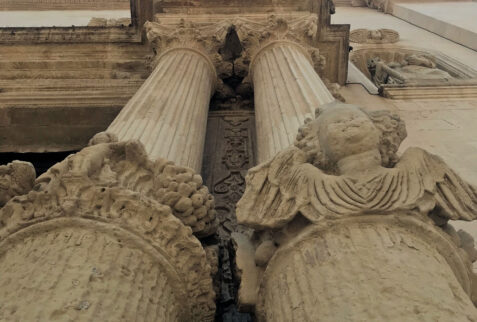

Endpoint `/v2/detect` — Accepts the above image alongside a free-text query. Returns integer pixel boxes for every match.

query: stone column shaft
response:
[252,41,335,163]
[108,48,216,172]
[258,219,477,322]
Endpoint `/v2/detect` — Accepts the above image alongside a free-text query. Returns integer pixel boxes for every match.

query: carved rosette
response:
[0,141,215,321]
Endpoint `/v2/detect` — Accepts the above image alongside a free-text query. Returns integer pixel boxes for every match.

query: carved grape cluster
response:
[154,163,217,237]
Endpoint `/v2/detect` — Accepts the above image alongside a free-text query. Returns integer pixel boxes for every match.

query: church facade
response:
[0,0,477,321]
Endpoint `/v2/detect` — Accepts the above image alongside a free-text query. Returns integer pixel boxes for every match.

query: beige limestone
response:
[0,140,216,321]
[251,40,335,163]
[349,28,399,44]
[0,10,131,28]
[334,6,477,244]
[0,161,35,206]
[0,40,149,153]
[107,47,216,172]
[107,20,218,173]
[257,216,477,322]
[332,7,477,71]
[392,2,477,51]
[0,0,129,11]
[236,102,477,320]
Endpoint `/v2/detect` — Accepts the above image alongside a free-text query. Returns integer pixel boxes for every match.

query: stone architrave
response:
[107,21,220,174]
[236,102,477,321]
[0,141,216,321]
[350,28,399,44]
[233,14,336,163]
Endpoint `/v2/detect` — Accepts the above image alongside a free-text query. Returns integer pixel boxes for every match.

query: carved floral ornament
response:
[0,140,217,320]
[144,13,326,80]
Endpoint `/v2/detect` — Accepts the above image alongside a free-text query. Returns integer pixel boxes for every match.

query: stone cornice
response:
[0,26,141,44]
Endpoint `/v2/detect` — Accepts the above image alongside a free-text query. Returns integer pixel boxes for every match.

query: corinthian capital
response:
[232,13,326,74]
[144,13,326,79]
[144,19,228,73]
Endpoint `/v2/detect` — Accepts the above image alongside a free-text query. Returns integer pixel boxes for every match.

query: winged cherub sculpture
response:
[235,102,477,321]
[237,102,477,229]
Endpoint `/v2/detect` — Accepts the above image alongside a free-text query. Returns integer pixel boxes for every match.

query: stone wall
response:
[0,0,129,10]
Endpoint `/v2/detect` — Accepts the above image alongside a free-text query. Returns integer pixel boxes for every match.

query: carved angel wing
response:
[236,147,368,230]
[397,147,477,221]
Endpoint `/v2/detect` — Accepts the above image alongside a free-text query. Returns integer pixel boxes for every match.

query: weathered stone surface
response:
[0,42,150,153]
[0,140,216,321]
[236,102,477,320]
[251,39,335,163]
[368,54,454,86]
[0,160,35,206]
[0,0,130,10]
[350,28,399,44]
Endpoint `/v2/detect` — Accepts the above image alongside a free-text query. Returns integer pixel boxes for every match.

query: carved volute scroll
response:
[0,141,216,321]
[235,102,477,321]
[144,13,327,84]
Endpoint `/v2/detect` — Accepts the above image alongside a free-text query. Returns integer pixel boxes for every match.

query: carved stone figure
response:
[368,54,454,86]
[0,160,35,207]
[0,141,216,321]
[350,28,399,44]
[365,0,389,12]
[236,102,477,321]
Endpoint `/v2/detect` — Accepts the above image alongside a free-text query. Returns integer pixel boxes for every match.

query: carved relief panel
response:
[202,110,256,238]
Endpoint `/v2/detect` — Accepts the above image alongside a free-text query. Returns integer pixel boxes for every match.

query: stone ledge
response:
[0,26,141,44]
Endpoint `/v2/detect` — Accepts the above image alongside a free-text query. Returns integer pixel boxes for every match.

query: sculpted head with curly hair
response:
[295,102,407,175]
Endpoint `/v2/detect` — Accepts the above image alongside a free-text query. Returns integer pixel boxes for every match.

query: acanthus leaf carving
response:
[0,140,216,321]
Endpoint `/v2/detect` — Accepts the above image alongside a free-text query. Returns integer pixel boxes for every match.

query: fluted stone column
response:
[257,216,477,322]
[251,41,335,163]
[108,47,216,172]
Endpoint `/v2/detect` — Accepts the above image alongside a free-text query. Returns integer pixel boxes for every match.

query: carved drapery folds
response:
[236,102,477,321]
[0,141,215,321]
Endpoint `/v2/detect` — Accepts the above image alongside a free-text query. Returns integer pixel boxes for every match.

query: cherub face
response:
[317,106,380,162]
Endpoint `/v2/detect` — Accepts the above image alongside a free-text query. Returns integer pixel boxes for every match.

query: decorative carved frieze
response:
[202,110,256,321]
[350,28,399,44]
[0,140,216,321]
[235,102,477,320]
[350,47,477,99]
